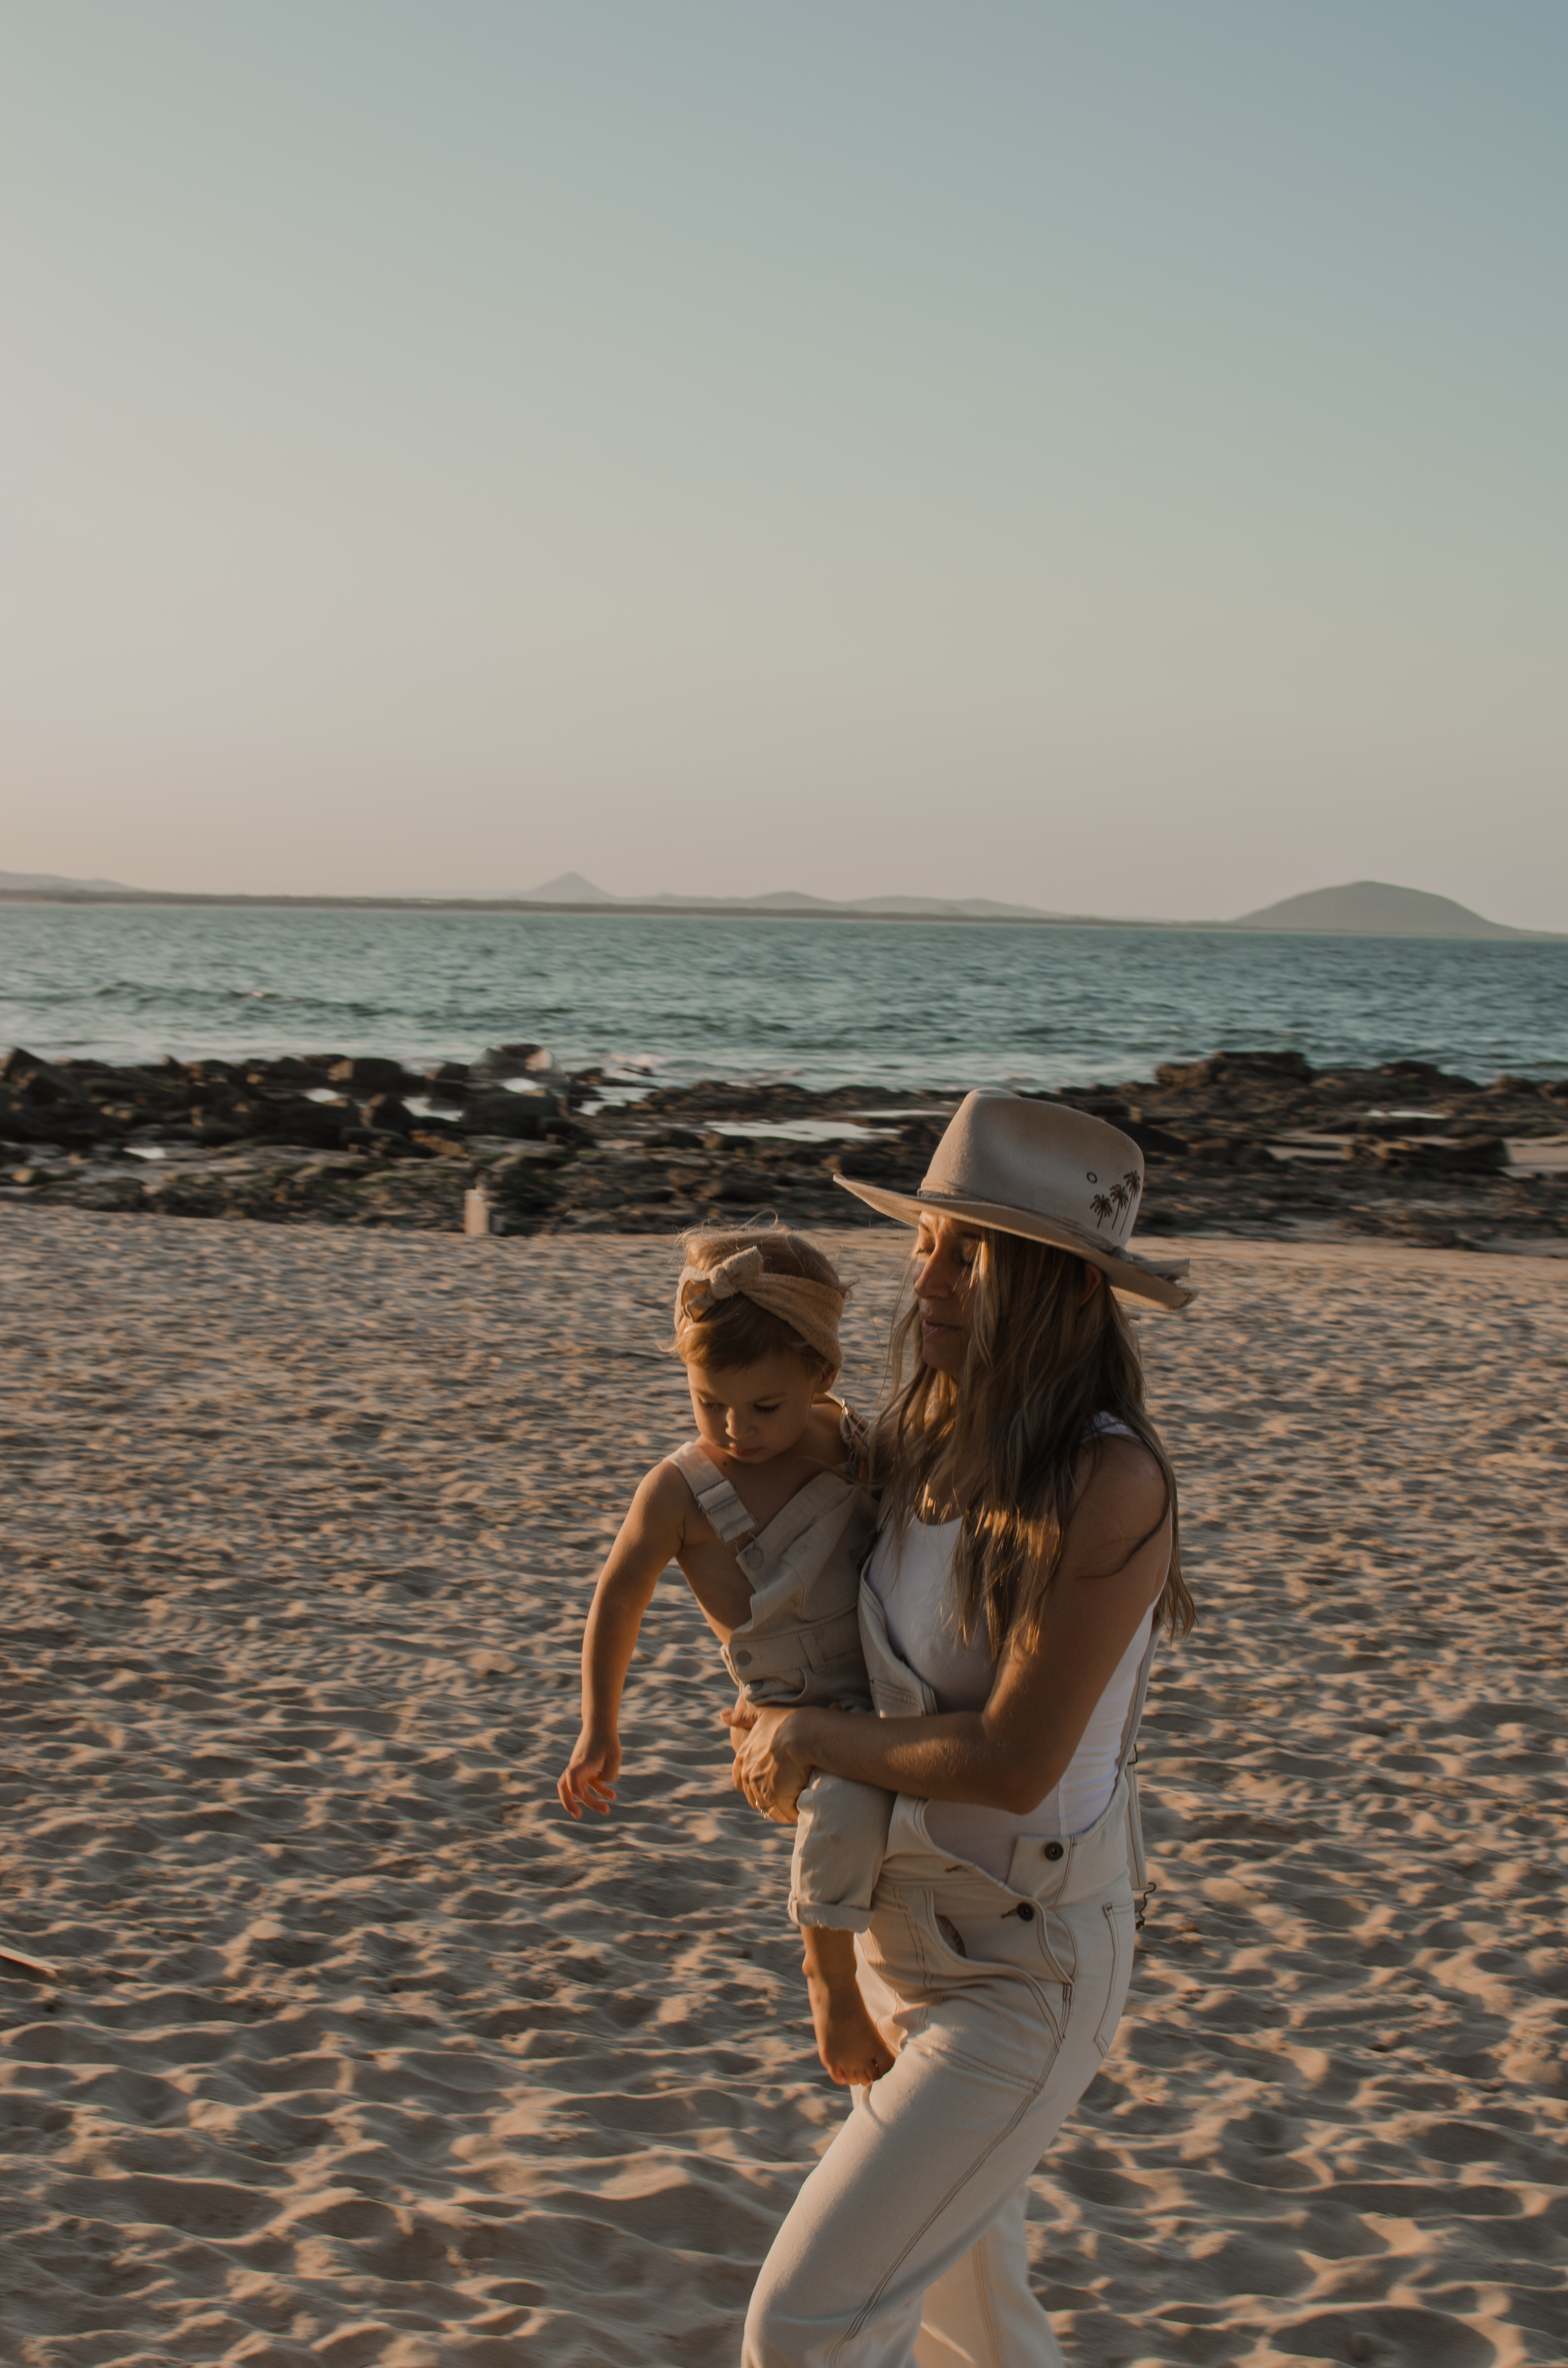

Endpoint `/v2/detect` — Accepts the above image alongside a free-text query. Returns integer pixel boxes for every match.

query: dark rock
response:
[18,1062,89,1108]
[329,1056,416,1093]
[1155,1050,1311,1090]
[460,1093,556,1140]
[832,1141,921,1185]
[1354,1113,1450,1138]
[1374,1059,1478,1094]
[1187,1138,1238,1165]
[253,1098,349,1149]
[360,1094,416,1137]
[0,1102,58,1144]
[129,1121,201,1146]
[698,1170,776,1204]
[1120,1121,1188,1159]
[1351,1135,1509,1175]
[425,1061,471,1088]
[472,1044,547,1083]
[241,1055,320,1087]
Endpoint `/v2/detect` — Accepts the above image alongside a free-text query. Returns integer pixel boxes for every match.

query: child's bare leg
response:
[801,1927,895,2087]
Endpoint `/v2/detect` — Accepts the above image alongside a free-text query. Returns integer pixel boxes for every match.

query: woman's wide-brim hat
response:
[834,1089,1195,1310]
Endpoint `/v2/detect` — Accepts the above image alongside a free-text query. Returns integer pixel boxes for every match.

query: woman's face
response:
[911,1216,985,1375]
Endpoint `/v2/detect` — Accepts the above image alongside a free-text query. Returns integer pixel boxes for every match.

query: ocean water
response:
[2,902,1565,1094]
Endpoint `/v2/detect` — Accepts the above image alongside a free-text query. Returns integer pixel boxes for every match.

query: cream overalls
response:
[669,1405,893,1932]
[743,1558,1158,2368]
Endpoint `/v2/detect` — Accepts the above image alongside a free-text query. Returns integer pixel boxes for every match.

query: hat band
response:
[913,1184,1135,1259]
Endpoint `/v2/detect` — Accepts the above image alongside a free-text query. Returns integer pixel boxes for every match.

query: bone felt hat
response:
[834,1089,1194,1309]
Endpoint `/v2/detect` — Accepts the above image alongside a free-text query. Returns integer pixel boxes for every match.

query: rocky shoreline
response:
[3,1042,1566,1254]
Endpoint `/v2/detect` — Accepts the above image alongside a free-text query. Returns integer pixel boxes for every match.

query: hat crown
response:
[922,1091,1145,1248]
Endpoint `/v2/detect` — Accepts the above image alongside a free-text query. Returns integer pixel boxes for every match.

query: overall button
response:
[735,1650,753,1666]
[1042,1842,1065,1862]
[1015,1902,1036,1923]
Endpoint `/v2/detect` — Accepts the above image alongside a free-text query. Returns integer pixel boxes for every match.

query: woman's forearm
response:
[788,1705,1061,1816]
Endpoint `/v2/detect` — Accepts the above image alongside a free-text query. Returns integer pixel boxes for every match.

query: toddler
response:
[557,1226,894,2086]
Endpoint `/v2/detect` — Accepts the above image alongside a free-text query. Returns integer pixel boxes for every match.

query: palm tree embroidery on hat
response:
[1089,1171,1142,1230]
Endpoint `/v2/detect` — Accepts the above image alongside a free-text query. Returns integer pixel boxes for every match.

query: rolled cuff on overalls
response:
[787,1896,875,1934]
[787,1770,893,1935]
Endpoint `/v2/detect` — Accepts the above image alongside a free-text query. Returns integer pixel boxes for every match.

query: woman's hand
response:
[726,1703,814,1824]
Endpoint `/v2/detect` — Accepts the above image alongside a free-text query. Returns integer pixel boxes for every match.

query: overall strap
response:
[668,1439,757,1546]
[1117,1621,1158,1920]
[834,1395,871,1480]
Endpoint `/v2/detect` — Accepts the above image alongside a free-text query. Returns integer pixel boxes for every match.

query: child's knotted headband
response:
[675,1245,845,1368]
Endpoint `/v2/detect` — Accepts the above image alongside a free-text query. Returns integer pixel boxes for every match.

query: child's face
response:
[686,1353,822,1467]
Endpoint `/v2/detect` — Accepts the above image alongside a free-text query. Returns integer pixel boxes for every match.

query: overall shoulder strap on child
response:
[668,1439,757,1545]
[833,1395,871,1481]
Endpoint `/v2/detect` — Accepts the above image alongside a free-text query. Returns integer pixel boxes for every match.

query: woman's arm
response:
[731,1435,1170,1822]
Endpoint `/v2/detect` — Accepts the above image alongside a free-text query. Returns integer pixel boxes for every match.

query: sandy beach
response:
[1,1208,1564,2368]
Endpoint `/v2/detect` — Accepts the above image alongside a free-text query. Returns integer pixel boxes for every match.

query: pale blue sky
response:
[2,4,1564,922]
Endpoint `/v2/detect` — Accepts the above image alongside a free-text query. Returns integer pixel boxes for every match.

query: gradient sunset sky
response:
[3,4,1564,924]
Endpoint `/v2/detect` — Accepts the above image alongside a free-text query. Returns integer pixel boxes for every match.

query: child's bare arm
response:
[557,1466,686,1819]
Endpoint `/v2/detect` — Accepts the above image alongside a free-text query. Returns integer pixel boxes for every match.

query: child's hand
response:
[558,1727,622,1820]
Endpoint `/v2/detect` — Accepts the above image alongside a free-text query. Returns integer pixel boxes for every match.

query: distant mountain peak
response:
[1234,880,1521,939]
[517,871,616,903]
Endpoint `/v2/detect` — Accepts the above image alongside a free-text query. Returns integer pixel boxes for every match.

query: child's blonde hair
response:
[673,1225,845,1381]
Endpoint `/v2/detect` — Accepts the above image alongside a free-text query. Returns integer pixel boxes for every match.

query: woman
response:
[730,1089,1196,2368]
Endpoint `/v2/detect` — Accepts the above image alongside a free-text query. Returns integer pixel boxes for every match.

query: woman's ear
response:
[1079,1263,1104,1305]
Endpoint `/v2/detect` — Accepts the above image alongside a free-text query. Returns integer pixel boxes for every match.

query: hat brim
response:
[833,1175,1195,1309]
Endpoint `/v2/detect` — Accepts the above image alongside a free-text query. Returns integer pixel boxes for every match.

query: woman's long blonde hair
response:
[875,1226,1193,1657]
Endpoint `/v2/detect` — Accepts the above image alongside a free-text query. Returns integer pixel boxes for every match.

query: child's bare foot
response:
[801,1927,895,2087]
[808,1969,896,2086]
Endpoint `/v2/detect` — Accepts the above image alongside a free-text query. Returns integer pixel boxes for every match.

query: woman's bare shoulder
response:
[1071,1429,1170,1535]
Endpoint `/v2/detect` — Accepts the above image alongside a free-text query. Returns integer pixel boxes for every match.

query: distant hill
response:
[0,868,138,894]
[515,871,618,903]
[522,877,1062,921]
[1234,881,1526,939]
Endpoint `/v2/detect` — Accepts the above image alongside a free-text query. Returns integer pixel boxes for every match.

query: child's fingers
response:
[557,1766,617,1817]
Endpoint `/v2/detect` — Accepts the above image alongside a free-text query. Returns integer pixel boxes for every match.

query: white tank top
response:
[865,1421,1154,1880]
